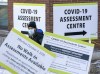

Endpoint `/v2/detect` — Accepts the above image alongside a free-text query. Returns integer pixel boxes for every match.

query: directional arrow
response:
[64,30,87,36]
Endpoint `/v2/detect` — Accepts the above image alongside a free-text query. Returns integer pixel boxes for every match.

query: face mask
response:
[28,29,34,36]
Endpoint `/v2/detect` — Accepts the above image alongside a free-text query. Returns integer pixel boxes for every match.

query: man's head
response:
[28,21,37,36]
[28,21,37,29]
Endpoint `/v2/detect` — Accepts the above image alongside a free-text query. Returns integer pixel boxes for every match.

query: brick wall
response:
[8,0,100,48]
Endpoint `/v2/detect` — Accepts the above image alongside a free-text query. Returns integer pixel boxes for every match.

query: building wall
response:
[8,0,100,48]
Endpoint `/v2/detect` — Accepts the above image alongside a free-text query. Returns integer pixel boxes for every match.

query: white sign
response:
[13,3,46,32]
[53,2,98,40]
[0,28,56,74]
[42,32,94,74]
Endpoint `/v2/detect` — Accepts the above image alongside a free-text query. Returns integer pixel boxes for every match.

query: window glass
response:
[0,3,8,30]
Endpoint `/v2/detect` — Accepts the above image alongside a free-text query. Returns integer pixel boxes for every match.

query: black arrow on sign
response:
[64,30,87,36]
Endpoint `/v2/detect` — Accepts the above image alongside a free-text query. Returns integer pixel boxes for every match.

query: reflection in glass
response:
[0,5,8,30]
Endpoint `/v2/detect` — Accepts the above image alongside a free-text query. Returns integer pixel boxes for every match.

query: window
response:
[0,2,8,30]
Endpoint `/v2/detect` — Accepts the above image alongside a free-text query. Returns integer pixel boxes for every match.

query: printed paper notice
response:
[42,32,94,74]
[0,28,56,74]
